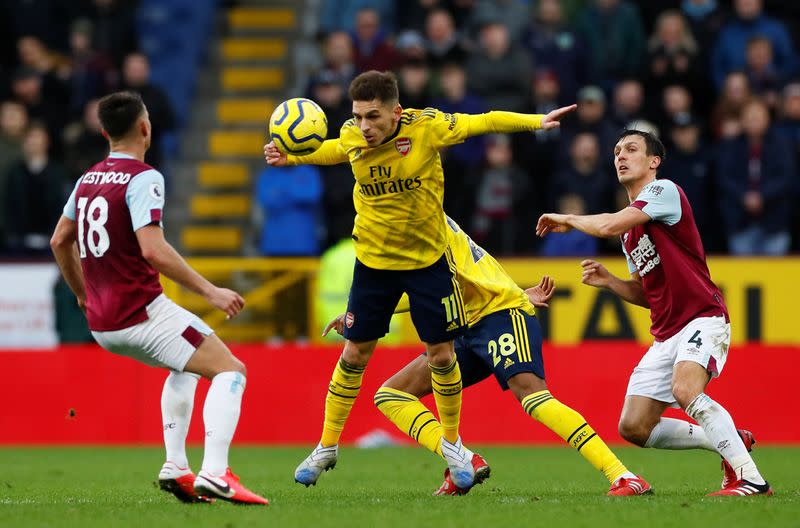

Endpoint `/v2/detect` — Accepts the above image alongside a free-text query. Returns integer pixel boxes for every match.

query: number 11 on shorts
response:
[441,294,458,322]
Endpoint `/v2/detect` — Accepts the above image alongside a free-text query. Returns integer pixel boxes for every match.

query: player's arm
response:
[136,226,243,318]
[581,260,649,308]
[50,215,87,311]
[536,207,651,239]
[431,105,576,147]
[127,169,243,318]
[264,139,348,167]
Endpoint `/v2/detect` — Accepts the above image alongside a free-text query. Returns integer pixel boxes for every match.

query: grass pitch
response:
[0,446,797,528]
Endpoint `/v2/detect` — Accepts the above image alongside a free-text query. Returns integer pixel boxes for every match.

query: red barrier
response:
[2,343,797,444]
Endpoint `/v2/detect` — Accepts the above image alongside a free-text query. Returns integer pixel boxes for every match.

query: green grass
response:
[0,446,798,527]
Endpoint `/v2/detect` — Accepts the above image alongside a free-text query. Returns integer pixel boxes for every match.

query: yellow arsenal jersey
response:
[287,107,543,270]
[443,216,535,326]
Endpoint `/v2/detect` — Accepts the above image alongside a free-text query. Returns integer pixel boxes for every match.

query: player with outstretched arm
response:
[265,70,576,491]
[536,129,772,496]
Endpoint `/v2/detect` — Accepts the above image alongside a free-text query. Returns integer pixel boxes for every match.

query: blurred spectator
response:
[351,8,399,73]
[466,22,531,112]
[311,70,352,131]
[711,70,751,138]
[552,132,614,214]
[311,70,357,250]
[0,101,27,172]
[316,32,357,94]
[711,0,797,89]
[531,70,560,121]
[424,9,469,67]
[522,0,591,106]
[3,123,66,255]
[320,0,395,34]
[513,70,562,215]
[398,59,434,109]
[62,99,107,180]
[395,30,428,63]
[681,0,728,60]
[471,134,530,255]
[775,83,800,250]
[470,0,531,43]
[67,18,115,116]
[610,79,645,130]
[574,0,646,89]
[644,10,706,116]
[717,98,794,255]
[255,164,323,256]
[120,53,175,169]
[659,84,693,132]
[432,62,486,225]
[659,112,718,250]
[90,0,138,66]
[17,35,71,106]
[0,101,29,252]
[744,36,782,110]
[539,194,599,256]
[11,67,67,156]
[560,85,618,161]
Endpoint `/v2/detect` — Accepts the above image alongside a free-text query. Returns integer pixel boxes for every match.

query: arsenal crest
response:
[345,312,355,328]
[395,137,412,156]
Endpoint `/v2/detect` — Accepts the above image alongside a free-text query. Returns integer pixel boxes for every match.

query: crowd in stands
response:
[0,0,175,257]
[259,0,800,258]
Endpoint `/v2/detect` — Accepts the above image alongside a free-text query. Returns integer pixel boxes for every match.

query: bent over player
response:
[50,91,267,505]
[536,129,771,496]
[326,217,651,496]
[265,70,575,489]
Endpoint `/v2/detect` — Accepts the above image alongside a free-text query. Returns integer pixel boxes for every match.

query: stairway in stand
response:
[171,1,303,255]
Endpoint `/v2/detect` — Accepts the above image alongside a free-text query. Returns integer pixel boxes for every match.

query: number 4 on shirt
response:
[688,330,703,348]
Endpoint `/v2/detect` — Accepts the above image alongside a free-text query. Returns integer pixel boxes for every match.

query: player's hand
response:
[206,287,245,318]
[525,275,555,308]
[322,313,346,337]
[581,259,611,288]
[536,213,572,237]
[264,141,288,166]
[540,104,577,130]
[77,297,87,313]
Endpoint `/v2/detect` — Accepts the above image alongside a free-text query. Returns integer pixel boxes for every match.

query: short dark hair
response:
[348,70,399,103]
[617,129,666,161]
[97,91,145,139]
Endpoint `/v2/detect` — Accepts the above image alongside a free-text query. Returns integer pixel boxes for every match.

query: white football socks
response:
[644,417,715,451]
[201,371,246,476]
[685,393,766,485]
[161,371,200,468]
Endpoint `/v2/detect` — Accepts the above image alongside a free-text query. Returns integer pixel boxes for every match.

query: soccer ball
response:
[269,98,328,155]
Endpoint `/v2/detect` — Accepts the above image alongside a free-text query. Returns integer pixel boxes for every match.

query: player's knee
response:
[425,342,454,367]
[507,373,547,402]
[341,340,372,368]
[671,382,699,409]
[618,418,650,447]
[230,356,247,377]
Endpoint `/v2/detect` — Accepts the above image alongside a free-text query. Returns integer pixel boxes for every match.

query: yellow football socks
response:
[374,387,444,456]
[521,390,628,483]
[429,356,462,444]
[320,358,365,447]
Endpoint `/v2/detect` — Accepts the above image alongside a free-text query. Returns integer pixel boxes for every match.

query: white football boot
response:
[294,443,338,486]
[440,436,475,490]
